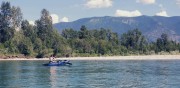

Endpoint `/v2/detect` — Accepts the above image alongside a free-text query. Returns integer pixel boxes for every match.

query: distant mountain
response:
[54,16,180,41]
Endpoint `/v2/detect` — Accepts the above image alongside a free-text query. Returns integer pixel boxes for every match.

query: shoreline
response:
[0,55,180,61]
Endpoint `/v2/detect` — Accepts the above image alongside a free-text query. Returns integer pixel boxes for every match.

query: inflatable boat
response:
[43,60,72,66]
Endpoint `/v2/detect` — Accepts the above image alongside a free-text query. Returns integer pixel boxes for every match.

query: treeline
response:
[0,2,180,58]
[62,26,120,56]
[0,2,68,58]
[62,27,180,56]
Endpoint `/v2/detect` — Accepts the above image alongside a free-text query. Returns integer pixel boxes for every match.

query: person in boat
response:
[49,55,56,63]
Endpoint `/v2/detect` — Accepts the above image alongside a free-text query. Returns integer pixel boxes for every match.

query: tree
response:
[11,6,23,31]
[79,25,88,39]
[139,36,148,53]
[35,9,54,48]
[0,2,22,43]
[36,9,53,41]
[0,2,15,43]
[21,20,35,37]
[33,38,43,53]
[62,29,78,39]
[18,37,33,56]
[99,28,107,40]
[155,33,171,52]
[98,40,107,55]
[121,29,146,51]
[0,2,12,28]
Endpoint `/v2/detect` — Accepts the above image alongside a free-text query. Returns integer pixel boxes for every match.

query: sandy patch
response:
[0,55,180,61]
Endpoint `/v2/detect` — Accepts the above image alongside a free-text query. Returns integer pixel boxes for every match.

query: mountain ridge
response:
[54,15,180,41]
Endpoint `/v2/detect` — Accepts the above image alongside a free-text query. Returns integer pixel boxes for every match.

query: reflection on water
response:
[50,67,57,88]
[0,60,180,88]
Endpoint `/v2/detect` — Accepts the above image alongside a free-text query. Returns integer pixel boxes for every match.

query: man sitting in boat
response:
[49,55,56,63]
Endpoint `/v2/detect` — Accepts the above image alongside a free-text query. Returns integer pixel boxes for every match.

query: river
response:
[0,60,180,88]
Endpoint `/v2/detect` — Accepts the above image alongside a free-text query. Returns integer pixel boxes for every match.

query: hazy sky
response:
[2,0,180,23]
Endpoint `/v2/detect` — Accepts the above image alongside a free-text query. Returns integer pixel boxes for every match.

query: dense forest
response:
[0,2,180,58]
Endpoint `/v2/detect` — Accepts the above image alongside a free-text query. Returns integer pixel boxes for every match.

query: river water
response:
[0,60,180,88]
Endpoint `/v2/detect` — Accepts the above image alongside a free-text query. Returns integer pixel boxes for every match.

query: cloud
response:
[85,0,112,8]
[155,11,168,17]
[50,14,69,23]
[115,10,142,17]
[136,0,155,4]
[61,17,69,22]
[29,21,35,26]
[176,0,180,6]
[50,14,59,24]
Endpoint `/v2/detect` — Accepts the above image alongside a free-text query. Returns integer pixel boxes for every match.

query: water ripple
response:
[0,60,180,88]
